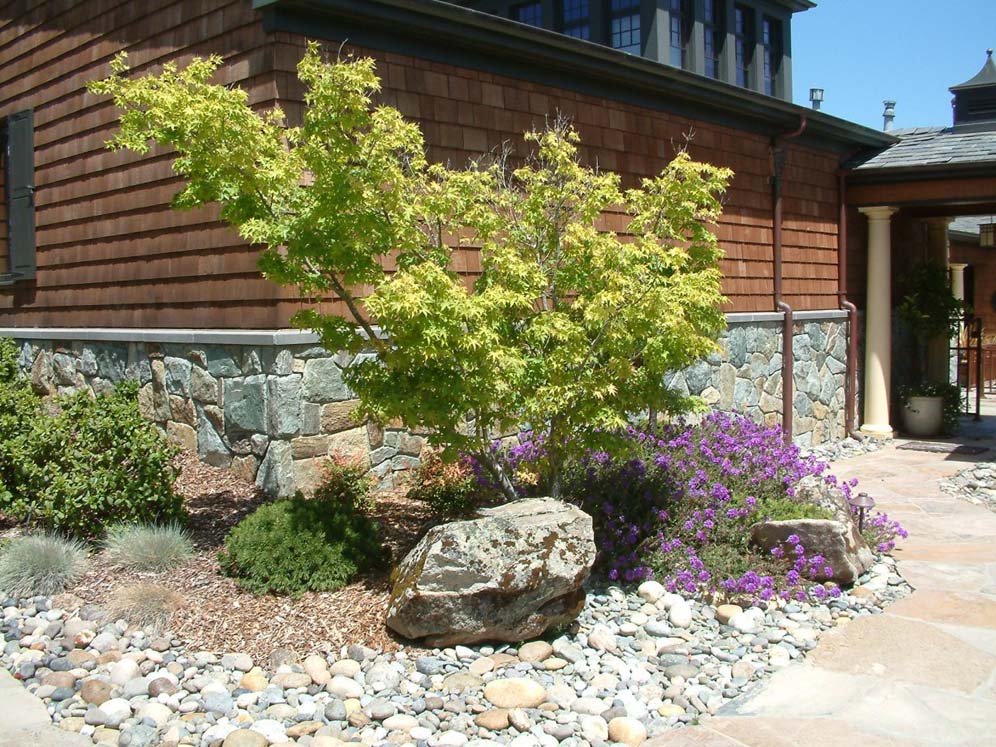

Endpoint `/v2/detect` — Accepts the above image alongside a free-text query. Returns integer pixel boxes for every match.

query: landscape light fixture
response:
[809,88,824,111]
[849,492,876,532]
[981,219,995,248]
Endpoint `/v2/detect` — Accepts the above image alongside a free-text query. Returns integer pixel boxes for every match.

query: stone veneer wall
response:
[664,314,850,448]
[14,337,425,496]
[9,311,851,494]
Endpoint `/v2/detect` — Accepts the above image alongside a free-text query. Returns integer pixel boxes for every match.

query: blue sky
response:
[791,0,996,132]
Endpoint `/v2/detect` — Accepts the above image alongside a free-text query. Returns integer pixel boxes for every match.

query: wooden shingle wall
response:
[1,0,848,329]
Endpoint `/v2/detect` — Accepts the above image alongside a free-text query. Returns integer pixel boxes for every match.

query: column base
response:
[860,424,895,440]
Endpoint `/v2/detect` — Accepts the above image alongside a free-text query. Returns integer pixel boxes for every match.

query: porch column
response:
[926,218,952,382]
[950,263,968,300]
[859,206,898,437]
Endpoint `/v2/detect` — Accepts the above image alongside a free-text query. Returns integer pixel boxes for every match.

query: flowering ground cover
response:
[467,413,907,605]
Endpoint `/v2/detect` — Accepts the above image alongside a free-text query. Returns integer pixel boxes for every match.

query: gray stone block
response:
[267,375,302,439]
[224,375,268,438]
[205,345,242,378]
[302,358,351,403]
[190,366,219,403]
[197,405,231,469]
[94,343,128,381]
[256,440,295,497]
[164,356,192,397]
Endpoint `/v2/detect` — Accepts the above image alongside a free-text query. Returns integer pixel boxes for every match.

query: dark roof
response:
[950,216,993,241]
[851,126,996,172]
[951,49,996,92]
[254,0,893,152]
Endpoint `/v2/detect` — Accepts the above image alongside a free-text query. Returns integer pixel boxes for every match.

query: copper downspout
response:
[772,117,807,443]
[837,154,864,439]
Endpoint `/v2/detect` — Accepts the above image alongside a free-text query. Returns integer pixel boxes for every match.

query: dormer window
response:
[761,16,782,96]
[561,0,590,40]
[512,2,542,27]
[703,0,724,80]
[610,0,642,55]
[734,5,753,88]
[668,0,692,69]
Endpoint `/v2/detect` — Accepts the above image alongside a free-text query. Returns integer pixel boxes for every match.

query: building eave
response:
[253,0,892,153]
[847,161,996,185]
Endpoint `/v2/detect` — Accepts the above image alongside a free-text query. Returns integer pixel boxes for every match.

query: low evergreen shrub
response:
[7,381,183,538]
[105,523,195,572]
[218,465,385,595]
[408,452,480,518]
[0,533,88,597]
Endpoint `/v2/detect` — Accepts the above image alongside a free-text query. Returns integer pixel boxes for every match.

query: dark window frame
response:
[734,4,753,89]
[703,0,724,79]
[761,15,783,96]
[668,0,693,69]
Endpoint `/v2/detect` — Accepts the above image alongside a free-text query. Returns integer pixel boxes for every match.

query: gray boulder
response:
[751,517,874,585]
[386,498,596,646]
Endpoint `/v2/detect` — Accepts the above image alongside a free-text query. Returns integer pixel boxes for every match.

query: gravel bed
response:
[939,459,996,512]
[801,435,889,464]
[2,557,911,747]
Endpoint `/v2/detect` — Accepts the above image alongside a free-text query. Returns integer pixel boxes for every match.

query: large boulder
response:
[750,518,874,585]
[386,498,596,646]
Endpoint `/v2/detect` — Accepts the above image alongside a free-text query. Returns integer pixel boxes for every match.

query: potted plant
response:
[895,261,964,437]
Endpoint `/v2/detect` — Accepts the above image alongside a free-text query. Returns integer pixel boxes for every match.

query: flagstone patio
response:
[648,411,996,747]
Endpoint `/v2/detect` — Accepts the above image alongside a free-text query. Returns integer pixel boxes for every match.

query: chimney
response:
[809,88,824,110]
[883,100,896,131]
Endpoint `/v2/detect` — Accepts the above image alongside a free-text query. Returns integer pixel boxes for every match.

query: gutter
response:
[771,117,807,443]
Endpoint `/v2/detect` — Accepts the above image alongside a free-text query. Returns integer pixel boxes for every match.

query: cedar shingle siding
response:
[0,0,853,329]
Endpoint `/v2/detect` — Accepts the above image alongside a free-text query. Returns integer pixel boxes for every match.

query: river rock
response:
[484,678,547,709]
[386,498,596,645]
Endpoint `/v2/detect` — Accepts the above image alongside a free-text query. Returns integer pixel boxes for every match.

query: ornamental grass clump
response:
[0,533,88,598]
[105,582,184,632]
[105,523,195,572]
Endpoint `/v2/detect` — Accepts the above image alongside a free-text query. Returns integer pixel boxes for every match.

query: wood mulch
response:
[38,453,440,660]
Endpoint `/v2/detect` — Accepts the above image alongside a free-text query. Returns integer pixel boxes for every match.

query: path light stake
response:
[849,492,875,533]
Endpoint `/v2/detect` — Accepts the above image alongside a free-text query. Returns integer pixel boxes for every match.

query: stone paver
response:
[0,669,90,747]
[649,415,996,747]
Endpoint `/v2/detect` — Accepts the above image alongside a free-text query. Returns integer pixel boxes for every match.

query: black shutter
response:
[5,110,35,281]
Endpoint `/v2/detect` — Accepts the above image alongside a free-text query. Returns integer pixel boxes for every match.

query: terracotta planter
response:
[902,395,944,437]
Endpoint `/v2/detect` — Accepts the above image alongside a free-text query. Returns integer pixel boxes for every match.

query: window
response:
[761,16,782,96]
[512,2,543,27]
[561,0,590,40]
[1,110,35,284]
[668,0,692,69]
[703,0,724,79]
[734,5,753,88]
[610,0,641,55]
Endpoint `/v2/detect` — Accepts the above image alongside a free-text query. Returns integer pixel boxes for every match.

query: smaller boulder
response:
[751,518,873,585]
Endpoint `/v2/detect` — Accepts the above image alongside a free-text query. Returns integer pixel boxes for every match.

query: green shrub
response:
[0,533,88,597]
[105,523,195,572]
[750,496,833,522]
[7,381,183,538]
[408,452,480,518]
[0,338,21,384]
[218,486,385,596]
[105,582,183,631]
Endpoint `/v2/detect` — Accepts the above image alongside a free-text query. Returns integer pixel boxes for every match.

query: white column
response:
[859,206,898,437]
[950,263,968,300]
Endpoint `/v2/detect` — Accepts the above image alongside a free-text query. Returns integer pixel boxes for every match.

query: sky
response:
[791,0,996,132]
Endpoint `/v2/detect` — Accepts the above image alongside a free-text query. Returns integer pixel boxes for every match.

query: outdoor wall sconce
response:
[849,492,875,532]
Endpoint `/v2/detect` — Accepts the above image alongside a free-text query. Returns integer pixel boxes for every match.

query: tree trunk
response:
[474,450,519,503]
